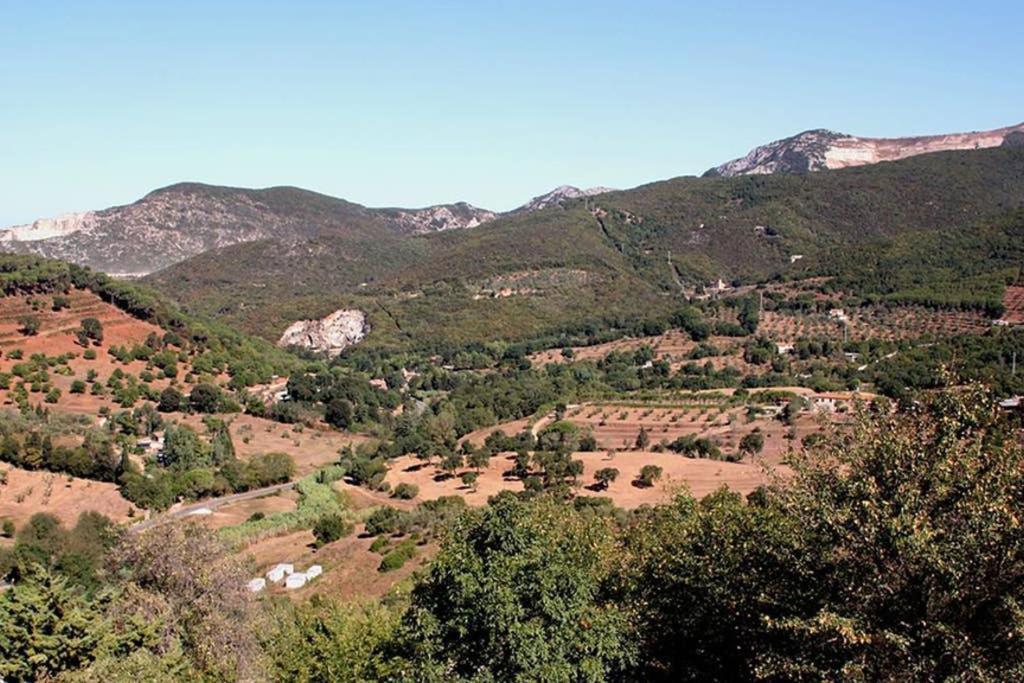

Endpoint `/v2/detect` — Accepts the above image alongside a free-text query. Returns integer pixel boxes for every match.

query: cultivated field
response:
[759,306,989,342]
[1002,285,1024,325]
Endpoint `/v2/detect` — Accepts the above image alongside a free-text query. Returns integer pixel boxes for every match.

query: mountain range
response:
[0,183,614,277]
[3,121,1024,350]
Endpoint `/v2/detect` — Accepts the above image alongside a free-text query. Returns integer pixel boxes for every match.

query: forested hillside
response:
[147,147,1024,349]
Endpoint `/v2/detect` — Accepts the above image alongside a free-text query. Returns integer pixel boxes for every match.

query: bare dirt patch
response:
[383,448,778,509]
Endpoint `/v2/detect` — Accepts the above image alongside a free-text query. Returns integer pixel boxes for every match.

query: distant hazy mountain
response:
[514,185,615,212]
[0,183,498,276]
[0,182,620,277]
[704,122,1024,177]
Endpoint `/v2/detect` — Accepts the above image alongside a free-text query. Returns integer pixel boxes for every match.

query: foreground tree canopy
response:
[1,383,1022,681]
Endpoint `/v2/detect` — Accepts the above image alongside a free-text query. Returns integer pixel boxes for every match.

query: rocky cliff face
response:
[277,309,369,356]
[382,202,497,233]
[705,122,1024,177]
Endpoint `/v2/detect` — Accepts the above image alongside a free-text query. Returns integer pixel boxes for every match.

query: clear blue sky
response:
[2,1,1022,225]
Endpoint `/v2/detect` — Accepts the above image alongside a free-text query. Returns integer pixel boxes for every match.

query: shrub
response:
[635,464,663,488]
[594,467,620,490]
[378,539,416,572]
[364,506,409,536]
[18,315,40,336]
[391,483,419,500]
[313,513,353,548]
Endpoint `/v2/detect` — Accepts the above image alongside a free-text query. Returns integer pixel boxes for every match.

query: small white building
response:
[247,578,266,593]
[709,278,731,293]
[829,308,849,323]
[266,563,294,583]
[812,396,840,412]
[138,435,165,452]
[305,564,323,580]
[776,343,795,355]
[285,573,307,589]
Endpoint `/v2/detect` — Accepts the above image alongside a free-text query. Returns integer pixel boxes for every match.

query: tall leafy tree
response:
[392,493,636,681]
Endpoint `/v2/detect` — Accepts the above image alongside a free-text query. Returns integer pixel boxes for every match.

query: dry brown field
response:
[0,465,136,528]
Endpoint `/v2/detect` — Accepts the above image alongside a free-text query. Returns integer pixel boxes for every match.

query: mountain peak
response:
[704,122,1024,177]
[514,185,616,212]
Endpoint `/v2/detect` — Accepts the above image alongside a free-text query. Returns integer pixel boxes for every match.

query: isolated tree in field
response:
[467,448,491,472]
[635,426,650,450]
[51,295,70,311]
[594,467,619,490]
[739,431,765,457]
[17,314,40,336]
[364,506,408,537]
[636,464,663,488]
[440,451,463,478]
[76,317,103,345]
[460,471,479,492]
